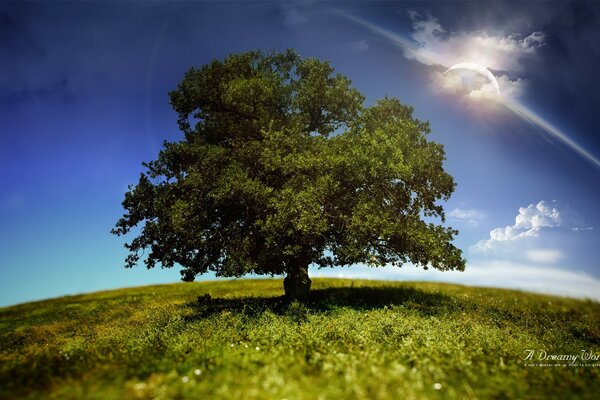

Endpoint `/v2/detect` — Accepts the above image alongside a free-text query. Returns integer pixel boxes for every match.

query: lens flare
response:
[331,8,600,170]
[445,63,500,98]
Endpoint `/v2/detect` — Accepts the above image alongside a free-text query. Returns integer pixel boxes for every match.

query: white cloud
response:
[428,70,460,93]
[472,200,586,254]
[448,208,485,227]
[429,71,524,101]
[449,208,485,220]
[514,201,584,229]
[311,260,600,301]
[471,75,525,100]
[525,249,565,263]
[465,200,597,299]
[310,200,598,301]
[406,12,545,72]
[406,12,544,101]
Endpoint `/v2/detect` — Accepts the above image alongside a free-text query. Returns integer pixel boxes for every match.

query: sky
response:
[1,0,599,306]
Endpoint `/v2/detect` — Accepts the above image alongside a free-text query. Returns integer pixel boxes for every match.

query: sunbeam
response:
[502,99,600,169]
[332,8,600,170]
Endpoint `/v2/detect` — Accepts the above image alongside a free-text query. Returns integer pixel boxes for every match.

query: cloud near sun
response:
[333,6,600,168]
[405,11,545,101]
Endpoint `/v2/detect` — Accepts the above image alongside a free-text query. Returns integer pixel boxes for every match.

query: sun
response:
[444,62,500,99]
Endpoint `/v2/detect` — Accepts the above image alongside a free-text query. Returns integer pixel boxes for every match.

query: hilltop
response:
[1,278,599,399]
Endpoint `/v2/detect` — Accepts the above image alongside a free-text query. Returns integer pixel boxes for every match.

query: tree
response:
[112,50,465,300]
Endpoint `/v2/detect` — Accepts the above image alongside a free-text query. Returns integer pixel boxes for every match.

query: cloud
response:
[472,200,586,255]
[448,208,485,227]
[406,11,545,72]
[525,249,564,264]
[406,11,544,101]
[469,200,597,284]
[311,260,600,301]
[469,75,524,101]
[514,200,584,229]
[310,201,598,300]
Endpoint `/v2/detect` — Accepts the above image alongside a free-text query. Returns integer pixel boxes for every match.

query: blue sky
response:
[1,1,599,306]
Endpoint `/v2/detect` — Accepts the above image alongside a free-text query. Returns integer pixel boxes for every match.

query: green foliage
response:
[112,49,464,284]
[1,279,598,399]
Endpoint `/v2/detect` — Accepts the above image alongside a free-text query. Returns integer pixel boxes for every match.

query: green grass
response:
[1,278,599,399]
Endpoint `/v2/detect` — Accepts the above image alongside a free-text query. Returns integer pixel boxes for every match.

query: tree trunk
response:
[283,262,311,301]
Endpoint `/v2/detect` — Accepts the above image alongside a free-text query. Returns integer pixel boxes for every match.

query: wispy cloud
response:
[404,11,544,101]
[429,70,524,101]
[525,249,564,264]
[331,8,543,102]
[466,200,598,294]
[312,200,599,301]
[312,260,600,301]
[402,11,600,168]
[448,208,485,227]
[332,6,600,168]
[406,11,545,72]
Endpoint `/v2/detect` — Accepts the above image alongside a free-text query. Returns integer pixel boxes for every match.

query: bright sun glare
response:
[444,62,500,99]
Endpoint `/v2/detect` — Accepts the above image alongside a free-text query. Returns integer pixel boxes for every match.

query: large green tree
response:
[112,50,465,299]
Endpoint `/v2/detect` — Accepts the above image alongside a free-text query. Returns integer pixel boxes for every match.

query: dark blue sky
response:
[1,1,599,306]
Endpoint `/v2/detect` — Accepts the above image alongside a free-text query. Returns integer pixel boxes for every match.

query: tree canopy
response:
[112,49,465,299]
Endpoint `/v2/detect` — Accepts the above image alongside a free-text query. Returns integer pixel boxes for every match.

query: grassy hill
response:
[1,278,599,399]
